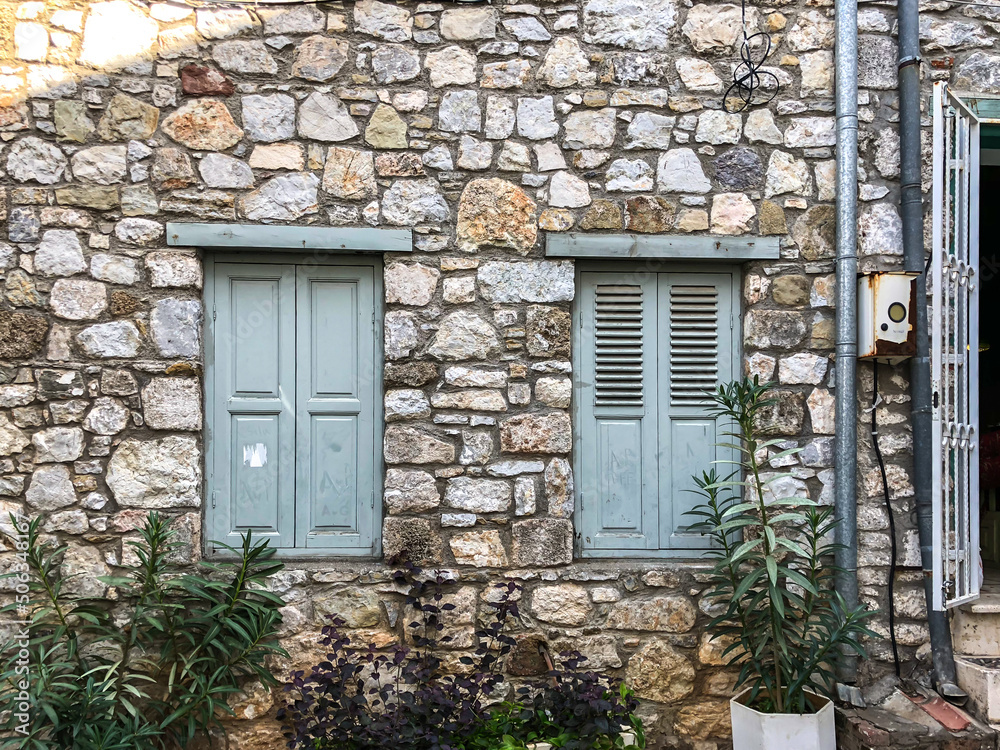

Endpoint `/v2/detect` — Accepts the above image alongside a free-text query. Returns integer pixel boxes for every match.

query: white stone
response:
[385,263,440,306]
[498,142,531,171]
[625,113,675,150]
[563,108,616,149]
[548,171,591,208]
[536,377,572,408]
[51,9,86,30]
[354,0,412,41]
[800,51,834,97]
[583,0,677,51]
[807,388,835,434]
[458,136,493,170]
[423,146,454,171]
[71,146,127,185]
[26,465,76,511]
[745,109,784,145]
[91,254,138,285]
[84,397,129,435]
[445,477,512,512]
[76,321,141,358]
[372,44,421,84]
[778,353,828,385]
[385,468,439,512]
[445,367,508,388]
[657,149,710,194]
[538,38,595,88]
[79,1,158,70]
[199,153,254,189]
[196,8,255,38]
[143,378,202,431]
[50,279,107,320]
[683,4,759,53]
[788,10,835,52]
[385,310,419,360]
[382,179,450,225]
[115,218,163,245]
[764,151,812,198]
[710,193,756,235]
[385,389,432,421]
[477,261,575,303]
[859,203,903,257]
[250,144,305,171]
[440,6,497,40]
[151,299,201,357]
[439,91,482,133]
[106,436,201,509]
[428,311,500,360]
[486,96,516,140]
[32,427,84,463]
[695,110,742,145]
[241,94,297,143]
[503,17,551,42]
[676,58,723,92]
[35,230,85,277]
[241,173,319,221]
[425,46,477,87]
[15,23,48,62]
[7,137,67,184]
[606,159,654,192]
[0,414,28,456]
[784,117,836,148]
[259,5,325,33]
[516,97,558,140]
[213,41,278,74]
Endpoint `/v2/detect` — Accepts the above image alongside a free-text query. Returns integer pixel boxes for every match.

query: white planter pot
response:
[528,730,637,749]
[729,688,836,750]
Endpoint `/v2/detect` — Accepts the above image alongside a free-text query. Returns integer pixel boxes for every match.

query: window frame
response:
[572,260,743,560]
[203,251,384,560]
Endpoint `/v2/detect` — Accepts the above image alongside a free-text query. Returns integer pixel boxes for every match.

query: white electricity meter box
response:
[858,272,918,364]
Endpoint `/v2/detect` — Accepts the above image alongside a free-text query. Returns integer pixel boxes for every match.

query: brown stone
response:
[152,149,197,190]
[673,700,731,740]
[755,390,806,435]
[625,639,695,703]
[55,186,119,210]
[375,152,424,177]
[624,196,675,233]
[384,362,438,387]
[511,518,573,567]
[0,311,48,358]
[507,634,549,676]
[109,291,141,316]
[500,413,571,454]
[812,315,835,349]
[180,64,235,96]
[457,178,538,255]
[322,147,376,201]
[162,100,243,151]
[5,271,41,307]
[792,204,835,260]
[579,199,622,230]
[383,517,442,565]
[606,595,698,632]
[97,94,159,141]
[771,275,810,306]
[0,104,28,132]
[530,584,592,625]
[526,306,571,358]
[759,199,788,235]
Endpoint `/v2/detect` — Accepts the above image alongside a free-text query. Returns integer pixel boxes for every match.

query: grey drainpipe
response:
[897,0,965,700]
[834,0,860,684]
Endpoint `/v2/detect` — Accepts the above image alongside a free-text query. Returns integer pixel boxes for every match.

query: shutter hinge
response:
[730,313,734,330]
[371,491,375,509]
[211,490,219,508]
[212,304,217,321]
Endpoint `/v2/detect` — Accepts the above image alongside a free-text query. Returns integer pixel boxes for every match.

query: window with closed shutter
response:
[576,265,739,557]
[205,256,381,557]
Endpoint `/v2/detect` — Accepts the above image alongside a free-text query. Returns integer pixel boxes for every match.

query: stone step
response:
[956,657,1000,726]
[953,603,1000,656]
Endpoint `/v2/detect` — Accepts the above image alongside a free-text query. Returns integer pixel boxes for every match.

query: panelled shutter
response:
[208,261,378,555]
[577,267,737,556]
[931,81,981,609]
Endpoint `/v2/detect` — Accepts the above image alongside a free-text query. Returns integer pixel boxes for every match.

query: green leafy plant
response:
[0,512,287,749]
[687,377,878,714]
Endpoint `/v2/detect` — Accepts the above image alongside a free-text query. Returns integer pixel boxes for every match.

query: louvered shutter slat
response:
[594,284,644,408]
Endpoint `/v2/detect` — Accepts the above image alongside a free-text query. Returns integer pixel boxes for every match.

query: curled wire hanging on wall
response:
[723,0,780,113]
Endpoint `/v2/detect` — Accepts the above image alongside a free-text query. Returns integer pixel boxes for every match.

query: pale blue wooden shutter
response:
[657,272,737,550]
[294,265,378,552]
[577,271,659,553]
[209,263,297,548]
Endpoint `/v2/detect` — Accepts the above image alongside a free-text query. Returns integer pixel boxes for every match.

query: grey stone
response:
[422,145,454,171]
[25,464,76,511]
[657,148,710,194]
[241,94,297,142]
[152,299,201,358]
[259,5,324,33]
[385,310,419,360]
[7,137,67,184]
[241,173,319,221]
[77,321,141,358]
[605,159,654,192]
[512,518,573,566]
[9,208,40,243]
[457,136,493,170]
[714,147,763,191]
[428,311,500,360]
[744,310,808,350]
[146,253,202,289]
[385,388,432,421]
[539,37,595,88]
[0,414,28,456]
[858,35,898,89]
[292,36,349,82]
[71,146,126,185]
[625,112,675,149]
[382,179,450,225]
[35,230,86,277]
[500,412,572,454]
[503,17,551,42]
[384,425,455,464]
[516,97,558,140]
[486,96,516,140]
[477,261,575,303]
[445,477,512,512]
[439,91,482,133]
[143,378,201,430]
[859,203,903,258]
[213,40,278,74]
[60,544,111,598]
[354,0,413,42]
[372,45,421,84]
[106,436,201,508]
[384,468,440,513]
[955,51,1000,93]
[298,92,358,141]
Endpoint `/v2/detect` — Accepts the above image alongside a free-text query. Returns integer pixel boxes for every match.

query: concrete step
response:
[956,656,1000,726]
[953,594,1000,656]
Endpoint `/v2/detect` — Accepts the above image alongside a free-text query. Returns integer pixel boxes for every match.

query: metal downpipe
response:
[834,0,860,684]
[897,0,964,700]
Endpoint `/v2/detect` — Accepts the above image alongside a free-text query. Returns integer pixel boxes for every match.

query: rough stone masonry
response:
[0,0,996,746]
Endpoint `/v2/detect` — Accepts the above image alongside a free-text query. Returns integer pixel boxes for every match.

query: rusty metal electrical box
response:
[858,272,918,363]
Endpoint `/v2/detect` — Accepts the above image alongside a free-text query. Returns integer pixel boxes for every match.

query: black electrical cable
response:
[872,360,902,678]
[723,0,779,113]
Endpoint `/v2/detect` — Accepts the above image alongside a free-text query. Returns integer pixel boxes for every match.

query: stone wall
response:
[1,0,995,746]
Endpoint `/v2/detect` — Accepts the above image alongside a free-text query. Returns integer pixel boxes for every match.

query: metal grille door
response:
[931,82,981,610]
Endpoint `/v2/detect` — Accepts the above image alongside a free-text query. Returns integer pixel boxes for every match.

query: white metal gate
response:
[931,81,981,611]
